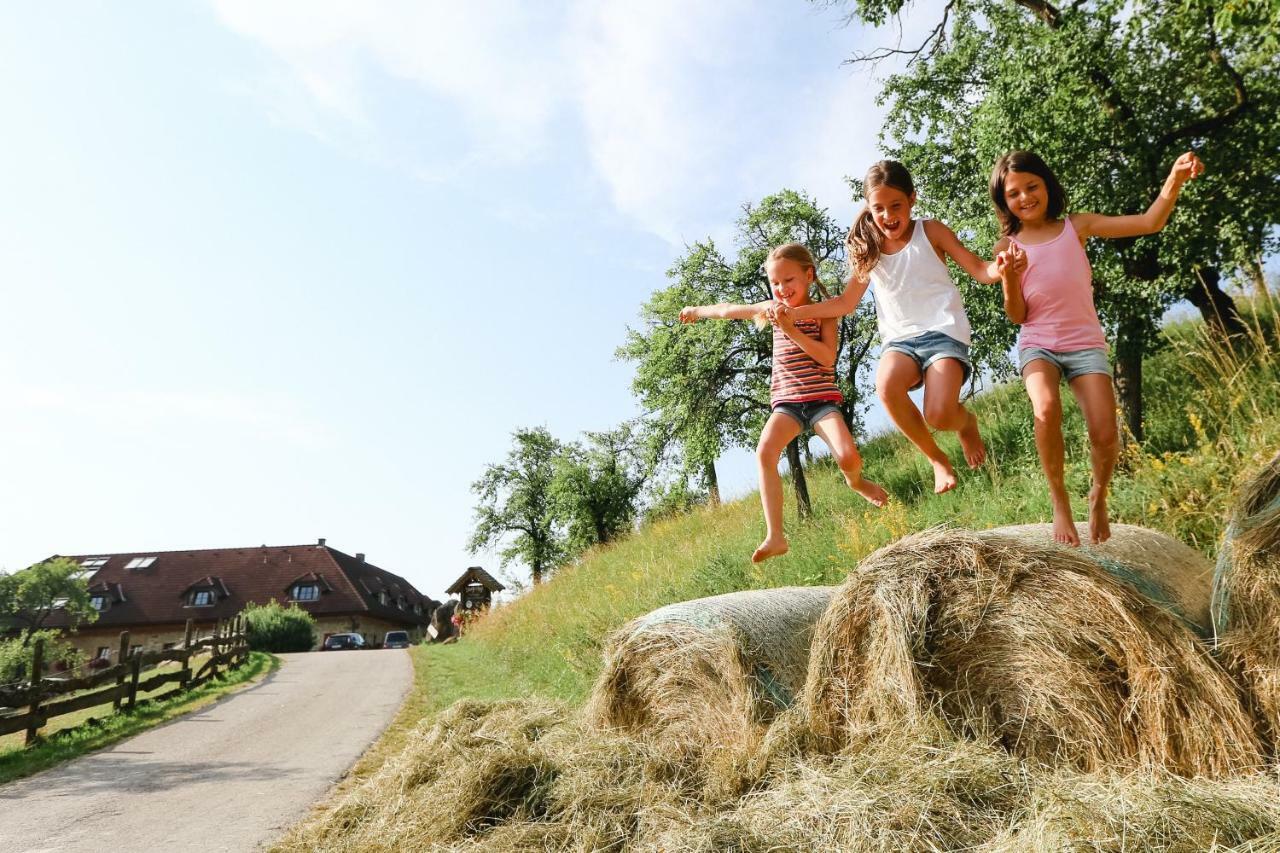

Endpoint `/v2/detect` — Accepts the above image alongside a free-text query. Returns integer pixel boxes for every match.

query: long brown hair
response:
[847,160,915,280]
[767,243,830,301]
[989,150,1068,236]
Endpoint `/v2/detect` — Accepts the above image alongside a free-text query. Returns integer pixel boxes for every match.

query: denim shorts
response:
[772,399,842,429]
[1019,346,1112,381]
[882,330,972,391]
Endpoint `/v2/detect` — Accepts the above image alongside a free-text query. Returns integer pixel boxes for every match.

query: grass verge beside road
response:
[0,651,277,785]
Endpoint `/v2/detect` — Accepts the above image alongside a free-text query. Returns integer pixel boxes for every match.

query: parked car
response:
[322,633,366,651]
[383,630,411,649]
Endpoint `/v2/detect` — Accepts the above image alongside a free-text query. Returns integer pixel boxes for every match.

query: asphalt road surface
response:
[0,649,412,852]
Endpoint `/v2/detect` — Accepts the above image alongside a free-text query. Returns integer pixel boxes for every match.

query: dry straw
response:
[585,587,834,758]
[802,526,1262,776]
[1214,451,1280,749]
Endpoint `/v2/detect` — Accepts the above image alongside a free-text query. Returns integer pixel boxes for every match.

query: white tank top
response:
[868,218,971,346]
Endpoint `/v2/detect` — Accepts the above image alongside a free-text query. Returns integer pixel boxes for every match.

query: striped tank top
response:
[770,318,842,405]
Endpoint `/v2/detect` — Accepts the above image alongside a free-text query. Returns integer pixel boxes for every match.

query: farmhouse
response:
[43,539,437,659]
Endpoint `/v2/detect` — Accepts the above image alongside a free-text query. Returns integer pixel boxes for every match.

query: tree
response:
[0,558,97,645]
[620,189,878,519]
[469,427,567,586]
[551,420,657,553]
[831,0,1280,439]
[242,600,316,653]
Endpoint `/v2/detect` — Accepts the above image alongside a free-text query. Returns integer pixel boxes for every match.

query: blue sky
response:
[0,1,965,597]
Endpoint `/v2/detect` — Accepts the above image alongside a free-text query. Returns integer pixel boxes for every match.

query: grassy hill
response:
[424,301,1280,714]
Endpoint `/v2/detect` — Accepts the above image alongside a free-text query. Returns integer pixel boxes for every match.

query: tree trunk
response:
[1186,266,1247,339]
[531,563,543,586]
[1113,320,1144,444]
[704,460,721,507]
[1247,257,1270,302]
[785,438,812,520]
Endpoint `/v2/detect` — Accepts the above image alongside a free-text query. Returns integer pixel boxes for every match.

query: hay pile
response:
[1214,451,1280,748]
[586,587,833,754]
[270,697,1280,852]
[994,522,1215,635]
[802,527,1262,775]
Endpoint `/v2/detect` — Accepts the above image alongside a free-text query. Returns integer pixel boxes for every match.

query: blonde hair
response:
[766,243,831,300]
[847,160,916,280]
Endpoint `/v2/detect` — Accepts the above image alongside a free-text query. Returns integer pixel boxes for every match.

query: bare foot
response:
[1050,495,1080,547]
[752,536,789,563]
[958,412,986,469]
[931,459,958,494]
[1088,486,1111,544]
[848,477,888,507]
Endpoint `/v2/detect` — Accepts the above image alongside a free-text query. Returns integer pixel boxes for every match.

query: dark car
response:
[383,630,411,649]
[322,632,366,651]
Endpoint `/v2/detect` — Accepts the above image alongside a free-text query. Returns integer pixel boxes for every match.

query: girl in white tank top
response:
[779,160,1023,495]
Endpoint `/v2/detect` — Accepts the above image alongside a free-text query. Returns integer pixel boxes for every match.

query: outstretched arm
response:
[1073,152,1204,240]
[680,301,771,323]
[785,277,871,321]
[924,219,1001,284]
[776,312,838,367]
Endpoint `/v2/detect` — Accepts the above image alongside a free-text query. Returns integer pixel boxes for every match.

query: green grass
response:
[0,651,277,784]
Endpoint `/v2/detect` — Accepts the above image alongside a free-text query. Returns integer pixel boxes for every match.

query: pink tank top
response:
[1011,218,1107,352]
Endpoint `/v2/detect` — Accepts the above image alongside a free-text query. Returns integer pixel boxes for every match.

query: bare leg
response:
[921,358,986,468]
[753,411,803,563]
[1068,373,1120,544]
[1023,360,1079,546]
[812,413,888,506]
[877,353,957,493]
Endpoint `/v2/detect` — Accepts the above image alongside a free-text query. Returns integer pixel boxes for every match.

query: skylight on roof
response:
[125,557,157,569]
[81,557,108,569]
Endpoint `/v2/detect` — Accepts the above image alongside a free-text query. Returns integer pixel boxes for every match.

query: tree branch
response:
[845,0,956,68]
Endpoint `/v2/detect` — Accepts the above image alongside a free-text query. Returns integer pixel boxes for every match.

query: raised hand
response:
[996,244,1027,281]
[1169,151,1204,184]
[679,306,701,324]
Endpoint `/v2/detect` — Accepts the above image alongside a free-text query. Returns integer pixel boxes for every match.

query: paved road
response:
[0,649,412,853]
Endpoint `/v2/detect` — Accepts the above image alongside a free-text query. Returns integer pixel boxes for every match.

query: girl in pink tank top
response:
[990,149,1204,548]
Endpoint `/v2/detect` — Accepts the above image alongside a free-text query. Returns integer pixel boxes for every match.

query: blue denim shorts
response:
[882,330,972,391]
[772,399,842,429]
[1019,346,1112,381]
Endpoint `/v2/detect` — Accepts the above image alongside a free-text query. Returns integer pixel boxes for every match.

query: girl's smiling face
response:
[767,256,814,307]
[866,185,915,241]
[1003,170,1051,224]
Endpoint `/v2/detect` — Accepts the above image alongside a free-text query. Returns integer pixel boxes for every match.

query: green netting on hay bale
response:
[993,523,1215,636]
[586,586,834,749]
[1212,451,1280,749]
[803,527,1262,776]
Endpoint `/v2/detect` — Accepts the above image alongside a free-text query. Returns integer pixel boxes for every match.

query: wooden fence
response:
[0,616,251,746]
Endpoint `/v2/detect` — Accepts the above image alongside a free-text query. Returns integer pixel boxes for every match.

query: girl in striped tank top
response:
[681,243,887,563]
[991,149,1204,547]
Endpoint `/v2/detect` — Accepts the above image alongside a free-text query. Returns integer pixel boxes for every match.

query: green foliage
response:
[0,557,97,642]
[0,630,84,684]
[470,427,567,584]
[242,600,316,653]
[551,421,654,552]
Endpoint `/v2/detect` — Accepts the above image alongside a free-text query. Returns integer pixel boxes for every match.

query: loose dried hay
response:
[585,587,834,757]
[802,527,1263,776]
[1214,451,1280,749]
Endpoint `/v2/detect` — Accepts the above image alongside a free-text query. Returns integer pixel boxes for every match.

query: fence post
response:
[180,619,194,689]
[113,631,130,712]
[25,638,45,746]
[127,649,142,711]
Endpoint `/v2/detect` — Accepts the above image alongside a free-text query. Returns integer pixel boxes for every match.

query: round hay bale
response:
[1213,451,1280,746]
[802,527,1262,776]
[992,522,1214,636]
[586,587,835,749]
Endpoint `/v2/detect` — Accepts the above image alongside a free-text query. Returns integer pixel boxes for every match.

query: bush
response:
[242,600,316,653]
[0,630,85,685]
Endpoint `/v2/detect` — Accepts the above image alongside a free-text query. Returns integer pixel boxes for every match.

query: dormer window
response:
[89,595,107,611]
[378,591,388,605]
[125,556,157,570]
[397,596,407,610]
[189,590,214,607]
[292,584,319,602]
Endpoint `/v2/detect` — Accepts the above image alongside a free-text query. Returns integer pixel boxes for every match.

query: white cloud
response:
[209,0,932,243]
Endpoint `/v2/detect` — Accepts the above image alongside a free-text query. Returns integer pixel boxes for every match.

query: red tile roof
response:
[45,544,437,630]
